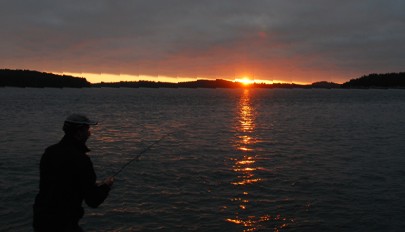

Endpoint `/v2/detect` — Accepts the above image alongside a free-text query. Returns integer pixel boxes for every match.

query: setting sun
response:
[236,77,254,86]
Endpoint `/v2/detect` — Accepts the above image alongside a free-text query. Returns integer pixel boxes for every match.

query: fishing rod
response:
[112,132,172,177]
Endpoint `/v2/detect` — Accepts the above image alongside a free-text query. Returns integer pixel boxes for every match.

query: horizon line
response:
[51,71,319,85]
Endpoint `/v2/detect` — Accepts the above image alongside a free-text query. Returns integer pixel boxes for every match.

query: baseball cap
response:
[64,114,98,125]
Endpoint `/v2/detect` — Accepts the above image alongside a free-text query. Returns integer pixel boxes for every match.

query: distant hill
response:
[93,79,248,88]
[93,79,310,88]
[310,81,341,89]
[93,80,179,88]
[0,69,90,88]
[179,79,238,88]
[342,72,405,88]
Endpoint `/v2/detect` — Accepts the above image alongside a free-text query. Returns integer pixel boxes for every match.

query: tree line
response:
[92,79,308,88]
[342,72,405,88]
[0,69,90,88]
[1,69,404,89]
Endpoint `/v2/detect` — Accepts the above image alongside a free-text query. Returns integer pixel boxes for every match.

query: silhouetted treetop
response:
[0,69,90,88]
[342,72,405,88]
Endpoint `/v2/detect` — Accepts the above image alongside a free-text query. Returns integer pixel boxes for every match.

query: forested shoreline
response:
[1,69,404,89]
[0,69,90,88]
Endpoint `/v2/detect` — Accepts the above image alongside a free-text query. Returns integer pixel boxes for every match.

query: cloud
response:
[1,0,404,83]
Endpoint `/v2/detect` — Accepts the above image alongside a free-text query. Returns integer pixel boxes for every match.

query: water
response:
[1,87,405,231]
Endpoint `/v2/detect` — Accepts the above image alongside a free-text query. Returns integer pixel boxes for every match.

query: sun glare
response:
[236,77,254,86]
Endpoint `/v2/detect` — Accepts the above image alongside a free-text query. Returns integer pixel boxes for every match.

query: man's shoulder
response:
[43,142,61,154]
[43,140,82,159]
[42,140,92,167]
[45,138,82,152]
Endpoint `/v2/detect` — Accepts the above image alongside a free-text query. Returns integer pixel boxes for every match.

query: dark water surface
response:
[1,87,405,231]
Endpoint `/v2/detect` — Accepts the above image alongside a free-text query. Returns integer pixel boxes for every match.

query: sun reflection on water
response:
[226,89,291,232]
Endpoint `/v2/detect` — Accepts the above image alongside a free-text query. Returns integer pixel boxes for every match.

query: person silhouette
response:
[33,114,114,232]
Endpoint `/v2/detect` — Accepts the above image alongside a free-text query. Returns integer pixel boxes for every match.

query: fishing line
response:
[112,132,172,177]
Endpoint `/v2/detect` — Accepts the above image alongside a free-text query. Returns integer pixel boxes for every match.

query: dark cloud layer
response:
[1,0,404,83]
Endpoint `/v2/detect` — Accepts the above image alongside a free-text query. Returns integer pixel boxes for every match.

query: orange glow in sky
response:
[53,72,198,84]
[2,1,402,85]
[49,71,312,87]
[235,77,254,86]
[53,72,310,85]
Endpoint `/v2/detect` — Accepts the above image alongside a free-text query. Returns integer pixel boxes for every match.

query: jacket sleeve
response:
[78,155,111,208]
[84,183,111,208]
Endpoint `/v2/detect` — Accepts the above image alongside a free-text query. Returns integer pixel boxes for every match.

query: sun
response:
[236,77,254,86]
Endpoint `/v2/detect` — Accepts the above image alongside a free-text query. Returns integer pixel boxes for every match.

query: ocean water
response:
[1,87,405,232]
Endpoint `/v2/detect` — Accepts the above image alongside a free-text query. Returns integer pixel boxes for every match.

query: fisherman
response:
[33,114,114,232]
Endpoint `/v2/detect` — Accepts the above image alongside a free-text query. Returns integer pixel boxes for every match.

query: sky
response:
[1,0,404,84]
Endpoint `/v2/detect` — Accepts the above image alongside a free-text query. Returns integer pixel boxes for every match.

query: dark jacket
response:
[33,136,110,231]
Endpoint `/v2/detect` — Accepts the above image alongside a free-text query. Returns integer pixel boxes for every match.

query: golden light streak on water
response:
[226,215,292,232]
[238,146,253,151]
[236,159,255,165]
[231,178,262,186]
[226,89,292,231]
